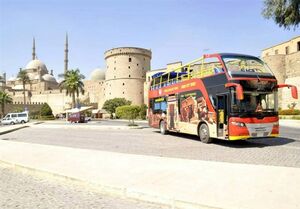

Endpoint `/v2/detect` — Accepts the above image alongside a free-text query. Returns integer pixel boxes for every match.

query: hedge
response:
[278,109,300,115]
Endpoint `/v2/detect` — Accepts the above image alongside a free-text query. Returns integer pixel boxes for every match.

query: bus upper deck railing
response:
[150,56,224,90]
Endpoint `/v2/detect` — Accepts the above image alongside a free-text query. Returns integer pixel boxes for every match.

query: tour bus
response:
[1,111,29,125]
[148,53,298,143]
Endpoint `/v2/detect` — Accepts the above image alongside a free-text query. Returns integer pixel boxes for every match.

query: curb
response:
[0,125,29,135]
[34,124,145,130]
[0,160,220,209]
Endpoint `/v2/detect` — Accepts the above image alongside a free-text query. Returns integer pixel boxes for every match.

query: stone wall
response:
[281,76,300,109]
[262,47,300,108]
[4,103,44,116]
[285,52,300,79]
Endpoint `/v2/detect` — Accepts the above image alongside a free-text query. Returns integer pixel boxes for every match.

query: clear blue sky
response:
[0,0,299,79]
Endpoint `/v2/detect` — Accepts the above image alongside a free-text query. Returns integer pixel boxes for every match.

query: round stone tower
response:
[104,47,151,105]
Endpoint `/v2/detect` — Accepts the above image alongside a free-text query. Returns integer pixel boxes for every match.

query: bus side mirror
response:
[225,83,244,100]
[291,86,298,99]
[276,84,298,99]
[236,85,244,100]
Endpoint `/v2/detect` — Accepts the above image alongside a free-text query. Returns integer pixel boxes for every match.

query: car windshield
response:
[222,56,273,76]
[231,91,278,113]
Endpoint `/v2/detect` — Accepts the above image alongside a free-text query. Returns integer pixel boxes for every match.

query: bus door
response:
[167,95,178,130]
[217,94,228,138]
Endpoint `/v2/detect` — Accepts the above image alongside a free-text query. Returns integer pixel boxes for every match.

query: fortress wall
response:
[285,51,300,79]
[281,76,300,109]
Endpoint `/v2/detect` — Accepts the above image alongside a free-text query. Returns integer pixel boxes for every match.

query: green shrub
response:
[40,103,53,116]
[279,109,300,115]
[116,105,140,124]
[39,115,55,120]
[139,104,147,120]
[13,107,24,113]
[103,98,132,118]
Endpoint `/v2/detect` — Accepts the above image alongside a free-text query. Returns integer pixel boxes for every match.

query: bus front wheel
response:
[199,123,212,143]
[160,120,167,135]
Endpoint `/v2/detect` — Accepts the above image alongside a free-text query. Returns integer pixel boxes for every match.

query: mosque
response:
[1,35,152,115]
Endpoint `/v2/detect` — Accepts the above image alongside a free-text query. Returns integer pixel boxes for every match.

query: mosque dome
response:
[26,59,47,72]
[42,74,57,83]
[90,68,105,81]
[27,73,35,80]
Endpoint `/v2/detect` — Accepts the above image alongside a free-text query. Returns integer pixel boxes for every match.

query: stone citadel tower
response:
[104,47,151,105]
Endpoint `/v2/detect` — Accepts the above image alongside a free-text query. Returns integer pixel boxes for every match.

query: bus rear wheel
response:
[199,123,212,143]
[160,120,167,135]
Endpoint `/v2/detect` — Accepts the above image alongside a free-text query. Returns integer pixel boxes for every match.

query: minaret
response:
[32,37,36,60]
[64,33,68,75]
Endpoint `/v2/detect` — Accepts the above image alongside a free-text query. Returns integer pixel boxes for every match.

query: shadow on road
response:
[153,130,295,148]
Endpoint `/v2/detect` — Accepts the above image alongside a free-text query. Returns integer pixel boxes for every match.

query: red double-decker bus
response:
[148,53,298,143]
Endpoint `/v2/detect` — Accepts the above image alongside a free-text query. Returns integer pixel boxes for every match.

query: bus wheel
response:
[160,121,167,135]
[199,123,212,143]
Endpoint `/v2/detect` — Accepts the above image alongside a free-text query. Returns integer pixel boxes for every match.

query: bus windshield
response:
[222,56,273,77]
[231,91,278,114]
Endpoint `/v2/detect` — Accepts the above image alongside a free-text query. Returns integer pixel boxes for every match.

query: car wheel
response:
[21,120,25,124]
[10,122,15,125]
[199,123,212,143]
[160,120,167,135]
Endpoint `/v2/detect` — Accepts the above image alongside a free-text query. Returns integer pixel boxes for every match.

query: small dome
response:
[42,74,57,83]
[26,59,47,72]
[90,68,105,81]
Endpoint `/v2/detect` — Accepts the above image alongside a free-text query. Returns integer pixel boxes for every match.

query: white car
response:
[1,112,29,125]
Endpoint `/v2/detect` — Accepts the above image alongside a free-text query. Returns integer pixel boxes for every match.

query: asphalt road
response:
[1,121,300,167]
[0,163,168,209]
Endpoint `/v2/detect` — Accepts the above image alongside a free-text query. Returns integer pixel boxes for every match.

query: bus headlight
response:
[231,121,246,127]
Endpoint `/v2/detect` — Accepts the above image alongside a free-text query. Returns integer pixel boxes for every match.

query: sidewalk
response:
[279,119,300,128]
[0,140,299,209]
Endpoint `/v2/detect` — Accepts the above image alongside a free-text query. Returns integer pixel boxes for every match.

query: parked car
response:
[1,112,29,125]
[85,116,92,122]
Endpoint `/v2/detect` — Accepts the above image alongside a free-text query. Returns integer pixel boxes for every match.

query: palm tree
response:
[0,91,13,118]
[17,69,30,104]
[59,69,85,108]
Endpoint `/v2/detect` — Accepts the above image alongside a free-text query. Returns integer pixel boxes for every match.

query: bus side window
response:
[209,95,216,109]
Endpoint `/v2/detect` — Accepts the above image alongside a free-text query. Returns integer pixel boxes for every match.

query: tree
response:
[59,69,85,108]
[40,103,53,116]
[0,91,13,117]
[17,69,30,104]
[262,0,300,29]
[115,105,141,125]
[102,98,132,117]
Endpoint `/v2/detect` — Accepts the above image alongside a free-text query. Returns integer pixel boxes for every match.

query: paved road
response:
[1,122,300,167]
[0,163,168,209]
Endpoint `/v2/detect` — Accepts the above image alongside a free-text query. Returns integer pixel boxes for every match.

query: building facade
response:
[262,36,300,108]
